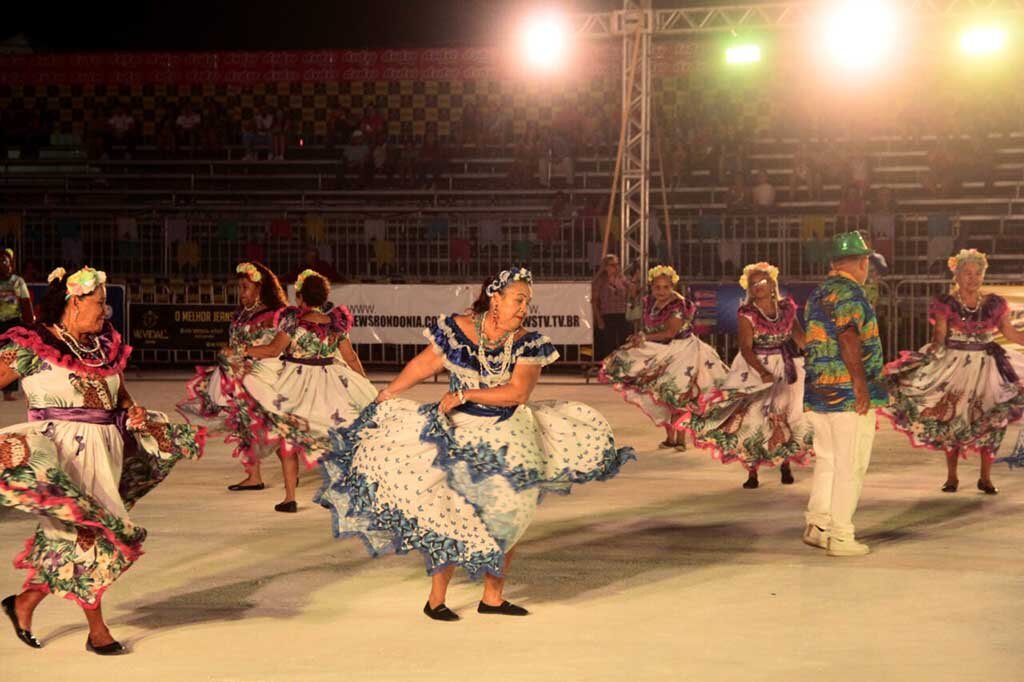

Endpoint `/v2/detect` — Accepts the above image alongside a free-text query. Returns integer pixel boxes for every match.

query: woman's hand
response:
[126,405,147,429]
[438,391,464,414]
[375,388,395,403]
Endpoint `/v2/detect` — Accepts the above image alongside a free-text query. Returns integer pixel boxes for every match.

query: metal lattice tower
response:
[619,1,653,281]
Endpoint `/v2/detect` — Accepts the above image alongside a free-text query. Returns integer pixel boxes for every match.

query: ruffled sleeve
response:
[328,304,354,337]
[929,295,954,326]
[987,294,1009,327]
[0,340,41,378]
[669,295,696,323]
[423,315,456,357]
[737,303,759,328]
[513,331,560,368]
[274,307,301,336]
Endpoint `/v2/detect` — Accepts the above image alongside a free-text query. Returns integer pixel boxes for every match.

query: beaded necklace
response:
[56,325,106,368]
[474,313,515,379]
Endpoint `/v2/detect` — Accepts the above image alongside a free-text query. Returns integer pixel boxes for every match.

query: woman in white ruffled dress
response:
[316,267,635,621]
[0,267,204,655]
[599,265,728,449]
[228,269,377,513]
[683,263,812,489]
[177,261,288,491]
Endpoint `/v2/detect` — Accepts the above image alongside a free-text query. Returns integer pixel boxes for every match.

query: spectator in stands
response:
[287,246,342,283]
[870,186,897,214]
[726,172,751,213]
[459,102,480,147]
[106,105,137,159]
[359,107,386,140]
[846,146,872,192]
[539,128,575,188]
[484,103,512,150]
[716,122,746,184]
[84,107,109,160]
[371,134,392,181]
[837,185,866,218]
[226,97,243,147]
[326,105,357,150]
[417,130,447,189]
[551,191,572,221]
[592,254,631,363]
[509,126,538,188]
[925,138,959,197]
[243,106,274,161]
[201,101,227,157]
[395,133,418,187]
[19,109,51,160]
[667,138,690,189]
[176,103,202,156]
[751,171,776,212]
[271,106,290,160]
[789,143,821,201]
[155,107,177,157]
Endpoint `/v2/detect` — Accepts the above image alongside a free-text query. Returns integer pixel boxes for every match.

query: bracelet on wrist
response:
[455,388,466,405]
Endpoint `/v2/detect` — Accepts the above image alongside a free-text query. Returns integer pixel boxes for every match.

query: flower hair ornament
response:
[647,265,680,285]
[1,248,13,262]
[738,262,780,292]
[236,262,263,283]
[295,269,319,291]
[486,267,533,296]
[947,249,988,276]
[47,267,67,283]
[65,266,107,300]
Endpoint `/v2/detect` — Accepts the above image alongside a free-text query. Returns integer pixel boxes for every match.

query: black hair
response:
[38,274,70,325]
[297,272,330,308]
[237,261,288,311]
[470,278,491,315]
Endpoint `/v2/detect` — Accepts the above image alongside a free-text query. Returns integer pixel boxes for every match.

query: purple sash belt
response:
[28,407,129,438]
[282,355,334,366]
[945,340,1019,384]
[756,343,799,385]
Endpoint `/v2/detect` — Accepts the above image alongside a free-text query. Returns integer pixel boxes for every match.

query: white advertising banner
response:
[325,283,593,345]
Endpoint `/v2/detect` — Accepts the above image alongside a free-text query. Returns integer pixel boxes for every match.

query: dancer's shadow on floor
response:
[862,497,986,545]
[510,518,749,605]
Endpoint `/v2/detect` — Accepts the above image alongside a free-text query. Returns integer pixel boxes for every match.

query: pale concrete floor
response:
[1,375,1022,682]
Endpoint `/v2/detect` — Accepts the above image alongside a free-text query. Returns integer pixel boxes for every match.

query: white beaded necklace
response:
[56,325,106,368]
[753,299,780,323]
[475,313,515,380]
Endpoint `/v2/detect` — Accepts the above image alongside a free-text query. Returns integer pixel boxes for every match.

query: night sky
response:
[3,1,633,52]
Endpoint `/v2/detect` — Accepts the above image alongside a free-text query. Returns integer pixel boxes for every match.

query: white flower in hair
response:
[486,267,533,296]
[47,267,67,283]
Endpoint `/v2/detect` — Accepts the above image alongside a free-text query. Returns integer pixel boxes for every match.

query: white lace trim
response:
[421,315,558,385]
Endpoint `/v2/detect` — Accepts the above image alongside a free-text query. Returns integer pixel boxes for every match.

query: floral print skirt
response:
[315,399,635,579]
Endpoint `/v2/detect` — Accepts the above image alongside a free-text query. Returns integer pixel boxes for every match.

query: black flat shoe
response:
[477,600,530,616]
[86,636,126,656]
[274,501,297,513]
[742,474,759,489]
[978,478,999,495]
[2,595,41,649]
[780,464,795,485]
[941,480,959,493]
[659,440,677,449]
[227,482,265,491]
[423,601,460,622]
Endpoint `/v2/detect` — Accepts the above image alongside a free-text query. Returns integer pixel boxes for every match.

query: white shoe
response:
[802,523,829,550]
[826,536,870,557]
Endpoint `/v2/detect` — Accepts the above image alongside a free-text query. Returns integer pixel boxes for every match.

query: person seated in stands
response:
[107,105,137,159]
[870,186,898,214]
[243,106,274,161]
[359,107,386,140]
[751,170,776,212]
[85,107,109,160]
[667,138,690,189]
[417,130,447,190]
[459,102,480,147]
[326,104,357,150]
[201,101,226,157]
[155,107,177,157]
[395,133,418,188]
[837,185,866,217]
[270,106,290,161]
[789,143,821,201]
[726,172,751,213]
[846,146,872,192]
[287,247,342,284]
[716,122,746,185]
[539,127,575,188]
[925,138,959,197]
[509,125,540,188]
[176,103,202,156]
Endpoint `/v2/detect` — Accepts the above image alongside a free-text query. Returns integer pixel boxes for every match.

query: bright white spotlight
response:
[823,0,900,70]
[960,26,1007,55]
[726,44,762,65]
[522,12,568,70]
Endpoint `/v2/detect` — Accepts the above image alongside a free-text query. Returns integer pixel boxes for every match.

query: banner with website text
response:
[333,283,592,346]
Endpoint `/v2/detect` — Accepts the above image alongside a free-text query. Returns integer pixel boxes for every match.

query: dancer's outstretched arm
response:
[378,347,444,401]
[439,363,541,413]
[791,315,807,351]
[241,332,290,359]
[999,316,1024,347]
[116,376,147,427]
[927,315,948,352]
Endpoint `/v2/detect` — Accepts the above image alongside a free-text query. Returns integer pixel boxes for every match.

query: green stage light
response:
[726,44,762,65]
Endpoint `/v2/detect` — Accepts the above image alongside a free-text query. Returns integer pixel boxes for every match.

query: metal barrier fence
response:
[3,210,984,283]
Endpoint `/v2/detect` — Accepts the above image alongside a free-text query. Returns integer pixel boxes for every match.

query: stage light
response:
[726,44,762,65]
[522,12,568,70]
[822,1,900,70]
[960,26,1007,55]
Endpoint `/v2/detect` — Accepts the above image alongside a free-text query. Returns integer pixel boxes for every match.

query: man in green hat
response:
[801,231,887,557]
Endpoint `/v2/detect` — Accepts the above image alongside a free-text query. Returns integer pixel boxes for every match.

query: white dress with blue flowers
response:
[315,314,636,579]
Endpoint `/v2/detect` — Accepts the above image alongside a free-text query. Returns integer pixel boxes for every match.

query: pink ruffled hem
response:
[877,409,1003,461]
[674,419,814,472]
[597,367,688,428]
